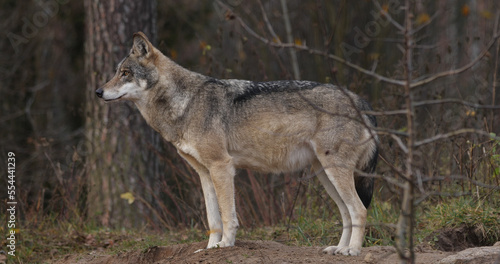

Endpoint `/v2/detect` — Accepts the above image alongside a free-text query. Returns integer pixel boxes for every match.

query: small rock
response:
[364,252,373,263]
[438,246,500,264]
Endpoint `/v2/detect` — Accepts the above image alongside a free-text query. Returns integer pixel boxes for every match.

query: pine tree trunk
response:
[84,0,159,228]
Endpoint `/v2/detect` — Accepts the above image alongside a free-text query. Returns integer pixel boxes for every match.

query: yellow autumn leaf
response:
[480,11,492,19]
[199,41,207,50]
[369,53,380,60]
[462,5,470,16]
[466,110,476,117]
[200,41,212,56]
[381,4,389,13]
[170,49,177,60]
[294,38,303,46]
[416,13,430,25]
[120,192,135,204]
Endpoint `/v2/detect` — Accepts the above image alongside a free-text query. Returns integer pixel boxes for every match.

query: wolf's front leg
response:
[176,151,223,252]
[209,158,238,248]
[199,172,223,248]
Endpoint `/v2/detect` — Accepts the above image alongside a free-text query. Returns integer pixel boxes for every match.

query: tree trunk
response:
[84,0,160,228]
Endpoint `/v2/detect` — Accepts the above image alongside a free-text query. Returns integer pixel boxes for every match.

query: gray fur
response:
[96,32,379,256]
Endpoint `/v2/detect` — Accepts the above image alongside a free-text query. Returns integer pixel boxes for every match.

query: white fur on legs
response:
[177,152,223,253]
[313,161,352,254]
[209,159,239,249]
[199,173,223,249]
[315,160,366,256]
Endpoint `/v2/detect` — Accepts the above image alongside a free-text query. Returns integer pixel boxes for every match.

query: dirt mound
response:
[430,225,492,252]
[50,240,455,264]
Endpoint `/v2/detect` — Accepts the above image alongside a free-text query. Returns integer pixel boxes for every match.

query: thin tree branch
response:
[414,129,500,147]
[410,10,441,35]
[216,0,406,86]
[365,98,500,117]
[413,98,500,109]
[372,0,404,31]
[364,109,408,116]
[491,11,500,130]
[218,0,500,92]
[410,32,500,88]
[280,0,301,79]
[257,0,281,43]
[422,175,500,190]
[391,134,409,154]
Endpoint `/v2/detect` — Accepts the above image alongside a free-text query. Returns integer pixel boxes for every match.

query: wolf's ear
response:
[132,32,153,57]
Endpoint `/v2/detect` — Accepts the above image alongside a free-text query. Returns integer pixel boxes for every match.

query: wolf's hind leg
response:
[312,160,352,253]
[314,150,366,256]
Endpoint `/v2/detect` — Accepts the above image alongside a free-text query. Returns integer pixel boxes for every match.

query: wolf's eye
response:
[121,70,130,77]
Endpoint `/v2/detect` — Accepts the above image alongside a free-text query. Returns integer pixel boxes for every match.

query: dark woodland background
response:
[1,0,499,239]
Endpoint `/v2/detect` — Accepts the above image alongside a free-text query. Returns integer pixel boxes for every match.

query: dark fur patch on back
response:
[205,78,224,86]
[233,80,321,103]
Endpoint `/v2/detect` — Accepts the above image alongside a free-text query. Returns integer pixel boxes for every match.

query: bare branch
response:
[413,98,500,109]
[363,109,407,116]
[373,128,408,137]
[365,98,500,117]
[414,129,500,147]
[257,0,281,43]
[216,0,406,86]
[410,10,441,35]
[280,0,301,79]
[372,0,404,31]
[410,32,500,89]
[219,0,500,92]
[423,175,500,190]
[302,47,406,85]
[391,134,409,154]
[491,11,500,130]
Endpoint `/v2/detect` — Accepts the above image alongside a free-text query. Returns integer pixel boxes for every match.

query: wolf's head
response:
[96,32,159,102]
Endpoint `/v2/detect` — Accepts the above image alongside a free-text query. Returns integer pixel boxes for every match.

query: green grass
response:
[237,189,500,250]
[423,196,500,246]
[0,214,207,264]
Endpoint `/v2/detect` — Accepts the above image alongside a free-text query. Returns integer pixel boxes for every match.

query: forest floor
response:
[48,239,500,264]
[45,226,500,264]
[49,240,447,264]
[6,196,500,263]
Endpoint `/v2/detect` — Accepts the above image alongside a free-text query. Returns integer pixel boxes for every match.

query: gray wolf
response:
[96,32,378,256]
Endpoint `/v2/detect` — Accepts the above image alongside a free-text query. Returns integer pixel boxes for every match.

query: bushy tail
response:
[355,100,378,208]
[355,147,378,208]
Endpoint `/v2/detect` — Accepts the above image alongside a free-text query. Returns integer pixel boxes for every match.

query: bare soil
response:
[44,223,500,264]
[49,240,462,264]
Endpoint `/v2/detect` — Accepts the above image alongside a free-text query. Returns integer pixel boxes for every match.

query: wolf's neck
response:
[134,61,204,142]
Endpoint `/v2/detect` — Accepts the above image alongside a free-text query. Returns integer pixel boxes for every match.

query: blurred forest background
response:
[1,0,500,260]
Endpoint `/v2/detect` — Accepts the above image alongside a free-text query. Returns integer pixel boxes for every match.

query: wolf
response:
[96,32,378,256]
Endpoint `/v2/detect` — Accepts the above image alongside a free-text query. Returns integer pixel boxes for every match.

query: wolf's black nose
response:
[95,88,103,98]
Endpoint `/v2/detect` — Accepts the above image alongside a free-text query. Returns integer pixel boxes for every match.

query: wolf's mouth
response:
[104,93,127,102]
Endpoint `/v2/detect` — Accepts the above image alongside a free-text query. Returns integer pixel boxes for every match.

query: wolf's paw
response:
[323,246,361,256]
[212,240,234,249]
[206,239,220,249]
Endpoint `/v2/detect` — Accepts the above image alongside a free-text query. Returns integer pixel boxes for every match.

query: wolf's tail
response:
[355,100,378,209]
